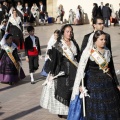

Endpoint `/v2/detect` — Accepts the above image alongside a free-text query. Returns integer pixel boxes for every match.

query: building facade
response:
[47,0,120,24]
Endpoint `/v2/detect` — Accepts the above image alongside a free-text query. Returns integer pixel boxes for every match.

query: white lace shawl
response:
[17,5,24,15]
[46,34,56,51]
[61,39,77,61]
[6,16,22,31]
[2,42,17,53]
[0,33,9,46]
[71,33,94,100]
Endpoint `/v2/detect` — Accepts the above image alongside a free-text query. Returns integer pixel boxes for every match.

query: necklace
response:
[96,48,105,56]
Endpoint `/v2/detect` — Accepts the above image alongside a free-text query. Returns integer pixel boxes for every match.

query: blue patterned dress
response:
[85,58,120,120]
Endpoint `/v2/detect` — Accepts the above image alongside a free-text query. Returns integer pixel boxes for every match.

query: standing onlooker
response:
[30,3,39,25]
[6,10,24,50]
[68,9,75,24]
[0,34,25,85]
[8,6,15,17]
[56,4,65,24]
[109,4,117,26]
[102,3,111,27]
[0,3,4,24]
[2,1,9,13]
[16,1,24,21]
[25,26,41,84]
[39,1,46,24]
[23,3,31,23]
[98,2,104,17]
[74,5,82,25]
[119,3,120,18]
[1,19,7,37]
[92,3,98,19]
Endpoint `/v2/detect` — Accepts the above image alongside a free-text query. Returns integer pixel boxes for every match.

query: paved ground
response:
[0,24,120,120]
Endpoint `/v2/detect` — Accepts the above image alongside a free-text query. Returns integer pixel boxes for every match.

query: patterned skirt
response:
[85,69,120,120]
[40,80,69,115]
[0,54,25,83]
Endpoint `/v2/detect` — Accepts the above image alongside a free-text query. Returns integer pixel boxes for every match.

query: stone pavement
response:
[0,24,120,120]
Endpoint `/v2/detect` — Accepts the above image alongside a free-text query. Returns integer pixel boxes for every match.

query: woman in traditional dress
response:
[74,5,82,25]
[0,34,25,85]
[56,4,65,24]
[40,24,81,117]
[8,6,15,17]
[0,3,4,24]
[68,30,120,120]
[30,3,39,25]
[6,10,24,50]
[16,1,24,21]
[68,9,75,24]
[40,29,60,76]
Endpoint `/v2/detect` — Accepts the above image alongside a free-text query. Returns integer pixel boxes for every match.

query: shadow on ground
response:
[3,106,42,120]
[0,73,46,92]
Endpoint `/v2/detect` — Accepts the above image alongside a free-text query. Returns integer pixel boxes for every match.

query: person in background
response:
[68,9,75,24]
[92,3,98,19]
[102,3,111,27]
[0,3,4,24]
[2,1,9,14]
[0,34,25,85]
[25,26,42,84]
[23,3,31,24]
[98,2,104,17]
[44,12,48,23]
[81,17,111,54]
[16,1,24,21]
[74,5,82,25]
[1,19,7,37]
[6,10,24,50]
[8,6,15,17]
[118,3,120,18]
[56,4,65,24]
[30,3,39,25]
[39,1,46,24]
[42,29,60,75]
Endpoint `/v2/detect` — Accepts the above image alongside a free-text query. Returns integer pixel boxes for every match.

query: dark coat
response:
[24,36,41,56]
[119,8,120,18]
[23,7,31,16]
[6,21,23,40]
[39,5,46,13]
[98,5,104,17]
[92,6,98,18]
[2,5,9,13]
[102,6,110,18]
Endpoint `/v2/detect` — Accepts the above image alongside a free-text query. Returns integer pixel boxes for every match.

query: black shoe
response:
[58,115,63,118]
[9,81,14,85]
[31,81,35,84]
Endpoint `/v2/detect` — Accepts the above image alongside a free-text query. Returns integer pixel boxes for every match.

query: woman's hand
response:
[117,85,120,91]
[79,86,90,98]
[79,86,84,93]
